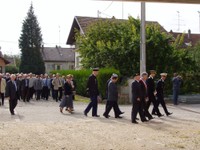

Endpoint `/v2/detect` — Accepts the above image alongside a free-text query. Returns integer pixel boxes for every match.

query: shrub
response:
[51,68,120,98]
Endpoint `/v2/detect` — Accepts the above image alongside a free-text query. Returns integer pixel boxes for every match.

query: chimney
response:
[188,29,191,39]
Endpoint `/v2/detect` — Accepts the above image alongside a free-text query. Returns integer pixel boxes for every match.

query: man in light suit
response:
[5,74,18,115]
[0,73,6,106]
[52,73,63,102]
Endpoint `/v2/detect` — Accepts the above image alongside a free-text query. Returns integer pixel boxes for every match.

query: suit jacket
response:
[107,81,118,101]
[86,74,99,97]
[21,78,29,90]
[33,78,43,90]
[156,79,165,98]
[5,80,18,100]
[42,78,51,89]
[146,77,155,97]
[131,80,142,103]
[139,79,147,99]
[52,77,63,90]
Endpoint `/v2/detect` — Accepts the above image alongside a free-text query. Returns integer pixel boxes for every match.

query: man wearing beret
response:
[84,68,101,117]
[155,73,172,116]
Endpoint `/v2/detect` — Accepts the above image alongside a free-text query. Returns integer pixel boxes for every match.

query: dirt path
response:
[0,99,200,150]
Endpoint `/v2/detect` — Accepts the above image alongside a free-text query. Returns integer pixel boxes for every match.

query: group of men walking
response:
[84,68,173,124]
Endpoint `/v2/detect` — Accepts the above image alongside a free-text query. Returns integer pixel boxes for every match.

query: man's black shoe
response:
[141,119,149,122]
[148,117,154,120]
[92,115,100,117]
[132,120,138,124]
[166,112,173,116]
[119,112,125,115]
[115,116,122,119]
[84,111,87,117]
[158,114,164,117]
[103,114,109,118]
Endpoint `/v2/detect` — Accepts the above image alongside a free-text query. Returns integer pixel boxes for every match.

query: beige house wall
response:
[44,62,75,73]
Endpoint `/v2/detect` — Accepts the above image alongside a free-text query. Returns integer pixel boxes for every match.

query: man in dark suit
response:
[156,73,172,116]
[84,68,101,117]
[103,74,122,119]
[5,74,18,115]
[21,74,29,102]
[146,70,163,117]
[131,73,147,124]
[139,72,153,120]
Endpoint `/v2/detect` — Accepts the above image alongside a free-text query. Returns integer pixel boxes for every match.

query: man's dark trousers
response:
[85,95,98,116]
[9,97,18,114]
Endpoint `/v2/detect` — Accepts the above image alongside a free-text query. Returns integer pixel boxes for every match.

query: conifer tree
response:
[19,3,45,74]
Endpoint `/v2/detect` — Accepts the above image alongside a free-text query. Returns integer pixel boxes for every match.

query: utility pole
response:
[122,1,124,19]
[198,11,200,32]
[140,2,146,74]
[177,11,180,31]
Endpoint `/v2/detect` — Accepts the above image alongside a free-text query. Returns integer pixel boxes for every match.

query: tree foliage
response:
[190,41,200,70]
[76,16,195,78]
[19,4,45,74]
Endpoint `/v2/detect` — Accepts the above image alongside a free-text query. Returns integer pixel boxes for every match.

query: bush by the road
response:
[51,68,120,98]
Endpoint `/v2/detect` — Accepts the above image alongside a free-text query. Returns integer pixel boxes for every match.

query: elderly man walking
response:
[5,74,18,115]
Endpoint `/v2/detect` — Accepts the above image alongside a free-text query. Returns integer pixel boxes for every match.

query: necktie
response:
[13,81,17,91]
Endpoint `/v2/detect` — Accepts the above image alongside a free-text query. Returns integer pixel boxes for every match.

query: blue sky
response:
[0,0,200,55]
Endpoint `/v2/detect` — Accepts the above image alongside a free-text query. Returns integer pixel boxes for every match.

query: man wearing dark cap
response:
[155,73,172,116]
[131,73,147,124]
[146,70,163,117]
[84,68,101,117]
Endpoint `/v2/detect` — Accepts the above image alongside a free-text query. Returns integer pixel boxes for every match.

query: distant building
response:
[66,16,167,69]
[0,51,10,73]
[41,46,75,73]
[169,29,200,47]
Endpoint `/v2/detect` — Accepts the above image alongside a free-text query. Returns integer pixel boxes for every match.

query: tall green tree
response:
[19,4,45,74]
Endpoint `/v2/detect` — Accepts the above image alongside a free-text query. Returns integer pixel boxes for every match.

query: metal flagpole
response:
[140,2,146,74]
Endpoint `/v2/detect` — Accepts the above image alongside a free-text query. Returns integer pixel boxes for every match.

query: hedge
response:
[51,68,120,98]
